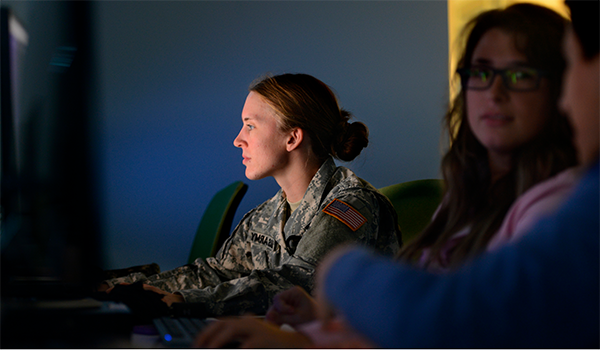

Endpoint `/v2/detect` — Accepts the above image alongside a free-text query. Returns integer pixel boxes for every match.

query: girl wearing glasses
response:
[195,3,579,348]
[398,2,578,270]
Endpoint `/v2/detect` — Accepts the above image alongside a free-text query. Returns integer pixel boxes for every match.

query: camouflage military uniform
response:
[104,158,400,317]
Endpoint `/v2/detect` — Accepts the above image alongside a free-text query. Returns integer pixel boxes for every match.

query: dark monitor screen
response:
[1,2,102,298]
[1,7,28,244]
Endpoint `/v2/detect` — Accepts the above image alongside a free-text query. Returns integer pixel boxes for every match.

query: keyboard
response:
[153,316,210,347]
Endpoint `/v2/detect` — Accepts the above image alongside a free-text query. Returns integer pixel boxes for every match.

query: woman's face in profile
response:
[466,28,552,160]
[233,92,291,181]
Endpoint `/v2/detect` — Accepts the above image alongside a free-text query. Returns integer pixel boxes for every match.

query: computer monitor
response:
[1,7,28,249]
[1,2,102,298]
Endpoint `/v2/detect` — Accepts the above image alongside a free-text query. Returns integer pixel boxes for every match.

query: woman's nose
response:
[487,74,509,101]
[233,129,244,148]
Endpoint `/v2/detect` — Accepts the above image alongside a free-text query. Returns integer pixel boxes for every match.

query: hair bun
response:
[333,116,369,161]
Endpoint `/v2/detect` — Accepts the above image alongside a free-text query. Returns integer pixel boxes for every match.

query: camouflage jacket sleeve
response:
[291,188,400,267]
[101,207,260,289]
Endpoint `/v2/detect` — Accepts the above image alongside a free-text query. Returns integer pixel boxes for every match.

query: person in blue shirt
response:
[312,0,599,347]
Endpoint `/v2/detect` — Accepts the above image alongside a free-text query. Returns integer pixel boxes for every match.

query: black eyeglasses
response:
[457,66,547,91]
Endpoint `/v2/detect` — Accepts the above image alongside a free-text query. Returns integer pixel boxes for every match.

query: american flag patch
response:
[322,199,366,231]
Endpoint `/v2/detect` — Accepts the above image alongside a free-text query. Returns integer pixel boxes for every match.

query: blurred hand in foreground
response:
[314,245,358,324]
[265,285,319,326]
[194,316,312,348]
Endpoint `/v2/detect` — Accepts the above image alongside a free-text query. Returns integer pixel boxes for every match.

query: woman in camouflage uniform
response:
[101,73,401,317]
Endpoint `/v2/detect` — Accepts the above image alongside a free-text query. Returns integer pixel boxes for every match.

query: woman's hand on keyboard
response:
[141,284,184,306]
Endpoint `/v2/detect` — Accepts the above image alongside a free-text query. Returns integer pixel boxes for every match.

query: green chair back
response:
[379,179,444,245]
[188,181,248,264]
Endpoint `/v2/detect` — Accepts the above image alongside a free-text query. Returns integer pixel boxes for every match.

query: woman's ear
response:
[286,127,304,152]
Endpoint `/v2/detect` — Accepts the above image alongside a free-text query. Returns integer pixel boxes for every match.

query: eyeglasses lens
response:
[462,67,540,91]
